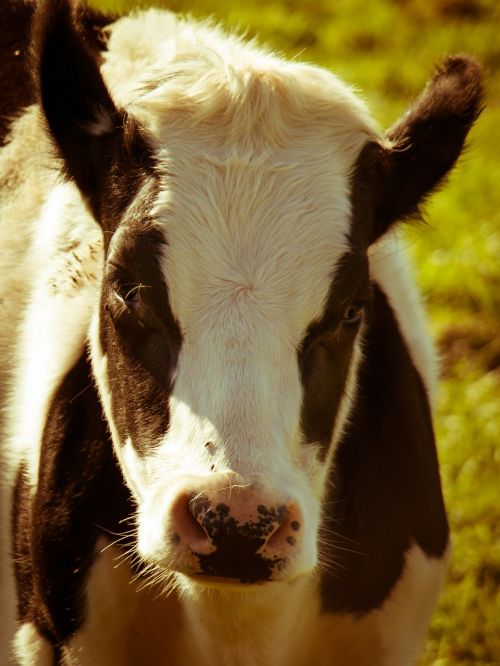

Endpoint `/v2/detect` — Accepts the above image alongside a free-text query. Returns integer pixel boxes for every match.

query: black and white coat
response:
[0,1,482,664]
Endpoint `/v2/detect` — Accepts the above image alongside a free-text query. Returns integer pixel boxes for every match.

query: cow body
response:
[0,1,482,664]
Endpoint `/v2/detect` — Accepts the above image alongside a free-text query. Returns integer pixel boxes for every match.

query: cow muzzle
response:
[166,479,304,584]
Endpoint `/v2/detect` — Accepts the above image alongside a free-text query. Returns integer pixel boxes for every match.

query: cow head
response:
[33,0,482,588]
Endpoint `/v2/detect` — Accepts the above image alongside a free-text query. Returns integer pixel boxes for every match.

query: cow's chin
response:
[173,568,310,598]
[180,573,277,590]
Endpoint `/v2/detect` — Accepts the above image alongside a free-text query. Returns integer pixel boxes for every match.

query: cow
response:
[0,0,483,664]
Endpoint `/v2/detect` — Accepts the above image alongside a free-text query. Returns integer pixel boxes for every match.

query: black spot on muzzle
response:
[192,502,286,583]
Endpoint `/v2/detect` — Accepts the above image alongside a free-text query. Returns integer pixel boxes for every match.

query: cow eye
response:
[118,285,142,308]
[342,303,364,325]
[107,283,155,331]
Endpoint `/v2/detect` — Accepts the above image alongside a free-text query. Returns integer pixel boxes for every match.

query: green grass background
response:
[89,0,500,662]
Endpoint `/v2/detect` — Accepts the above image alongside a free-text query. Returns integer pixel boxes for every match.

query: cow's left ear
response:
[362,56,483,244]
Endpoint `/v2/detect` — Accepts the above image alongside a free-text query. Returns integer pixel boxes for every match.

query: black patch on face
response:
[100,226,182,455]
[97,120,159,242]
[320,285,448,614]
[299,252,370,460]
[192,503,286,583]
[11,350,134,648]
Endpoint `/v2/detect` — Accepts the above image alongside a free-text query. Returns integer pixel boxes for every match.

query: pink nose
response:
[170,487,302,583]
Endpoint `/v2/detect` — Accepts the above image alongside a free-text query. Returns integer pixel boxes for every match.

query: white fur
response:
[307,544,449,666]
[369,232,437,401]
[63,539,181,666]
[175,576,316,666]
[61,543,447,666]
[12,623,53,666]
[5,181,102,487]
[377,543,450,665]
[328,322,366,461]
[101,9,376,138]
[93,14,443,661]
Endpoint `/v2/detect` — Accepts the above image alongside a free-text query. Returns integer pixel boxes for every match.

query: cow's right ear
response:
[359,56,483,244]
[32,0,123,218]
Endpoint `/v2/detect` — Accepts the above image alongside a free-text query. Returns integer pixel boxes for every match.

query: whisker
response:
[319,525,362,546]
[100,534,135,554]
[317,537,366,558]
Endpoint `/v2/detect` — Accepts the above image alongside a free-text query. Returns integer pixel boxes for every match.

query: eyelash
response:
[116,282,149,305]
[105,284,149,330]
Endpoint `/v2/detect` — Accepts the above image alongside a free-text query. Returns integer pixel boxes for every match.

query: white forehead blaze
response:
[100,10,379,335]
[151,153,352,480]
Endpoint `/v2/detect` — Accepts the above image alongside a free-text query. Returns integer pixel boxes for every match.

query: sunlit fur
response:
[370,232,437,400]
[1,8,446,664]
[6,182,101,487]
[11,623,53,666]
[0,106,102,663]
[306,544,449,666]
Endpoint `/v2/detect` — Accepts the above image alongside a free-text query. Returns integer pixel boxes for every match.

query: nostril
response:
[266,505,301,549]
[188,493,211,522]
[171,493,209,544]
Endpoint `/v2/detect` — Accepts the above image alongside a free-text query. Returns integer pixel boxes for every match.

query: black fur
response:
[302,55,483,457]
[315,56,481,610]
[354,55,484,244]
[32,0,155,229]
[299,252,370,460]
[100,225,183,455]
[0,0,112,147]
[12,351,134,648]
[0,0,35,146]
[320,285,449,613]
[11,464,33,624]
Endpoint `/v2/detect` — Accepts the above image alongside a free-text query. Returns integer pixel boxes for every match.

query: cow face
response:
[34,0,482,587]
[90,119,371,584]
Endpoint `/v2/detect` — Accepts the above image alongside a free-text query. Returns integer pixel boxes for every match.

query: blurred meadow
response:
[89,0,500,663]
